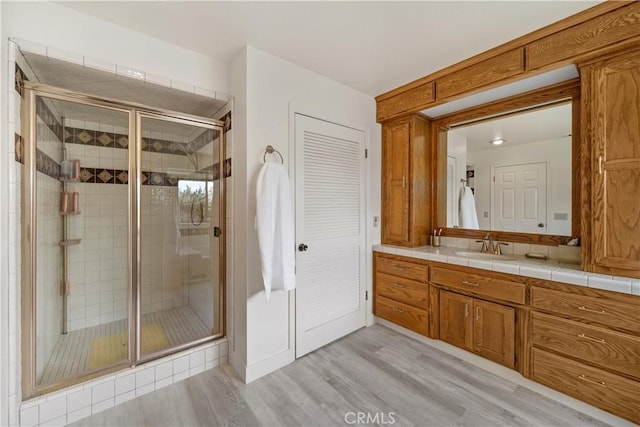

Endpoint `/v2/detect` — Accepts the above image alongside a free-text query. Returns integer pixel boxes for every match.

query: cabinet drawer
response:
[532,348,640,424]
[430,267,525,304]
[376,273,428,309]
[531,287,640,333]
[532,312,640,379]
[376,256,428,282]
[376,295,428,336]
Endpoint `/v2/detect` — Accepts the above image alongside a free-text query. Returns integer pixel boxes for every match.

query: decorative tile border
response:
[64,127,221,156]
[221,111,232,133]
[183,129,219,154]
[36,97,64,141]
[35,149,61,180]
[15,133,24,164]
[76,160,231,186]
[64,127,129,150]
[15,63,27,97]
[13,155,231,185]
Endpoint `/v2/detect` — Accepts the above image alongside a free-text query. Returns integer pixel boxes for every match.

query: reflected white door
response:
[447,156,457,227]
[294,114,366,358]
[493,162,547,233]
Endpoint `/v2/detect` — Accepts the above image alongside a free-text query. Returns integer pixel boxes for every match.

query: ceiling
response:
[60,1,602,97]
[451,102,572,152]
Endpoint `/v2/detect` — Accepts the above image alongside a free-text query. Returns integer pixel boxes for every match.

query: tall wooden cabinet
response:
[581,49,640,278]
[381,115,431,247]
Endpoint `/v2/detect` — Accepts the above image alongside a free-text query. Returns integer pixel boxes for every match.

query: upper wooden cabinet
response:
[381,115,431,247]
[375,2,640,122]
[581,49,640,278]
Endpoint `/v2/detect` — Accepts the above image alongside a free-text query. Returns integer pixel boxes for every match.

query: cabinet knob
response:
[298,243,308,252]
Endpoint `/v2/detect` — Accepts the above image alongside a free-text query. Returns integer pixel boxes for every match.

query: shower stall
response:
[21,82,225,397]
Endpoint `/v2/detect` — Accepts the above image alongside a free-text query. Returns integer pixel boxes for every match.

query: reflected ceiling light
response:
[489,138,505,145]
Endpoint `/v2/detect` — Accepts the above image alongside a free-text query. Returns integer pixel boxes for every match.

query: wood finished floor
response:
[71,324,609,427]
[41,306,210,385]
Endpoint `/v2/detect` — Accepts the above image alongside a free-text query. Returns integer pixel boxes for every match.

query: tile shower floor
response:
[40,305,211,385]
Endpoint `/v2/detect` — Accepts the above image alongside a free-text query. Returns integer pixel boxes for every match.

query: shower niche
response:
[21,84,225,397]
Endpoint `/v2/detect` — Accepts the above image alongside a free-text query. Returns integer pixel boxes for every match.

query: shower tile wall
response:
[63,120,221,329]
[64,120,129,331]
[139,130,218,319]
[140,184,185,316]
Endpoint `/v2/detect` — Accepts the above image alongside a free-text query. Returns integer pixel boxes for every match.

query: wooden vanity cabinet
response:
[439,291,473,351]
[381,115,431,247]
[439,290,515,369]
[373,253,432,336]
[581,48,640,278]
[531,282,640,424]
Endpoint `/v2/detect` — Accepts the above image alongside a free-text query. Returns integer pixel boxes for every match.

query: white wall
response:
[468,136,572,235]
[230,46,380,382]
[0,1,7,420]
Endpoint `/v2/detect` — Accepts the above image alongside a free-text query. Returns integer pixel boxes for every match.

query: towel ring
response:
[263,145,284,163]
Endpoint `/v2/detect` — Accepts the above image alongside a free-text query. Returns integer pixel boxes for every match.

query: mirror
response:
[433,79,580,244]
[445,102,572,235]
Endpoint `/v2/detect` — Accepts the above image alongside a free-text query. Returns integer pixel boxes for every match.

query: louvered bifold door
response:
[294,114,366,358]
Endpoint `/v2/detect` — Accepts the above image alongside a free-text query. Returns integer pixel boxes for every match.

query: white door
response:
[294,114,366,358]
[493,162,547,233]
[447,156,457,227]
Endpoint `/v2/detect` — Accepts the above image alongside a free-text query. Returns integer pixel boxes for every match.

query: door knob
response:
[538,223,544,228]
[298,243,308,252]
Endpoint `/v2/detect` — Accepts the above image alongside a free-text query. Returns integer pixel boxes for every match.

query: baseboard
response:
[374,317,634,427]
[244,348,294,383]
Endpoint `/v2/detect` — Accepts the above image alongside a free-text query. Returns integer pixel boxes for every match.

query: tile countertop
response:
[373,244,640,297]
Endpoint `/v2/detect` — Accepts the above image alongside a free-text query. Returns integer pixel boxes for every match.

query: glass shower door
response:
[137,113,223,359]
[25,93,132,390]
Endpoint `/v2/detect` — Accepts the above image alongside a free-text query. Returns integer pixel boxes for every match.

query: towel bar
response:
[263,145,284,163]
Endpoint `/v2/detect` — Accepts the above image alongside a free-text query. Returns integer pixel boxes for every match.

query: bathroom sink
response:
[454,251,517,261]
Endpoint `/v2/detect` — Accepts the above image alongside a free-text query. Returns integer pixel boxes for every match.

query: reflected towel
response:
[256,163,296,301]
[459,186,479,229]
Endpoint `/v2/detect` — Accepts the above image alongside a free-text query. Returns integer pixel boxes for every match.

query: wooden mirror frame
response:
[431,78,581,246]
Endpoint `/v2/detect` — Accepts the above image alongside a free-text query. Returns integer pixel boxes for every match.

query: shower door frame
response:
[21,82,226,399]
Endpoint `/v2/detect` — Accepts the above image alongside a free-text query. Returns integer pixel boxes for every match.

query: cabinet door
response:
[382,120,411,244]
[590,50,640,272]
[439,290,473,351]
[473,299,515,369]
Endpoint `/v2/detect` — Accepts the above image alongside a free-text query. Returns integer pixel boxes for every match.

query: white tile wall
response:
[18,339,228,426]
[66,183,128,331]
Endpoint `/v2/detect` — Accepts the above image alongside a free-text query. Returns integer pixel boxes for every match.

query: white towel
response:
[459,186,479,229]
[256,162,296,301]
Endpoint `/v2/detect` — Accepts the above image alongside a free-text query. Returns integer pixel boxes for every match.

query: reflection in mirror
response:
[446,102,571,235]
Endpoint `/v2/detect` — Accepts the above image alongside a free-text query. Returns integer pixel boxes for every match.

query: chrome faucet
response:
[476,233,509,255]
